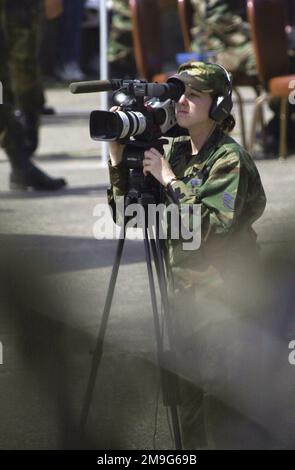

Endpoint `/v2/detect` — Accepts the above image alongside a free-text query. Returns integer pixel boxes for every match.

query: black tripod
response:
[80,190,183,449]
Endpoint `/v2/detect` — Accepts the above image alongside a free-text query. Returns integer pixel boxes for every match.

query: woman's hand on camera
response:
[108,106,125,166]
[143,147,176,186]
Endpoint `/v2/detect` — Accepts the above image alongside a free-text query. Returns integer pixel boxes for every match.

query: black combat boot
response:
[10,163,66,191]
[4,116,67,191]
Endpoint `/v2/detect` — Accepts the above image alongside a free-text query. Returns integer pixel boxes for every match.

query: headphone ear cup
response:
[209,95,220,121]
[209,94,233,123]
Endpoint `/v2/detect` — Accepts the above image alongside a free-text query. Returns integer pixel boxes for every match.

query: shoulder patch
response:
[223,191,235,211]
[190,177,203,187]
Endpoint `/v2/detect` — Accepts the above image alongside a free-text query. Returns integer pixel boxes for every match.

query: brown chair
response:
[287,0,295,26]
[177,0,192,53]
[129,0,175,83]
[247,0,295,160]
[177,0,262,149]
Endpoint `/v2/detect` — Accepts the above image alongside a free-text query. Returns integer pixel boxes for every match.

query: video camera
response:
[70,77,187,201]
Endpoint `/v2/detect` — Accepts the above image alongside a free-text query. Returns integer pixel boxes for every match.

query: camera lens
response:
[117,111,146,139]
[90,110,147,141]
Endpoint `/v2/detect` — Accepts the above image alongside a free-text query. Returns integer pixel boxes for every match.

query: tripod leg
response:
[150,231,174,351]
[150,241,183,449]
[143,226,164,358]
[80,228,126,432]
[145,226,183,450]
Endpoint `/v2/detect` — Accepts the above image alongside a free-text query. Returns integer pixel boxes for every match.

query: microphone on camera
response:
[70,77,185,101]
[69,79,123,94]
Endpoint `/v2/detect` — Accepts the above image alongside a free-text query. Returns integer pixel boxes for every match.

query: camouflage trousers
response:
[169,259,271,449]
[0,0,44,163]
[0,0,44,115]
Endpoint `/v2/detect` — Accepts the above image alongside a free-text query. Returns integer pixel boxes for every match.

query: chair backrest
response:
[247,0,289,84]
[287,0,295,26]
[177,0,193,51]
[129,0,163,81]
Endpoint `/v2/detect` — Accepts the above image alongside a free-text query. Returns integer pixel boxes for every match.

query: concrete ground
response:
[0,86,294,449]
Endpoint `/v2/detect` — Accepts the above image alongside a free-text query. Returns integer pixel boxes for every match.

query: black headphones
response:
[208,64,233,123]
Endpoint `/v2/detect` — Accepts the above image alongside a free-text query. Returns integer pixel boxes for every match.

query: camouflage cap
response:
[174,61,230,96]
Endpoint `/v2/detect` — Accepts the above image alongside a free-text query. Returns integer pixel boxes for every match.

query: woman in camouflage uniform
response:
[107,61,268,449]
[108,61,266,279]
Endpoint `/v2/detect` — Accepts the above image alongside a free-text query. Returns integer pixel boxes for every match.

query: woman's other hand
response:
[143,147,176,186]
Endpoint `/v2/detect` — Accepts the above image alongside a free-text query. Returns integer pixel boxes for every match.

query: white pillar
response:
[99,0,108,166]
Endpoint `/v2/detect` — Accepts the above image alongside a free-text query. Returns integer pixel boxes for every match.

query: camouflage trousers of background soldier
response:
[0,0,45,156]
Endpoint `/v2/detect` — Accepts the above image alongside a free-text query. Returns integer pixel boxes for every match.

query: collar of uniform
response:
[190,126,224,164]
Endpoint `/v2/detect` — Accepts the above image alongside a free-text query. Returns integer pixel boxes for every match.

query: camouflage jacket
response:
[190,0,256,74]
[108,0,133,63]
[107,127,266,279]
[190,0,250,52]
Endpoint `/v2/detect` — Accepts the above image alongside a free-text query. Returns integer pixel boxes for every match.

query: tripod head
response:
[123,137,169,207]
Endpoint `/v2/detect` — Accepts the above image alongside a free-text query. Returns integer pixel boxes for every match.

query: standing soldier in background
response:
[4,0,51,156]
[4,0,45,156]
[108,0,136,78]
[5,0,62,156]
[0,0,66,190]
